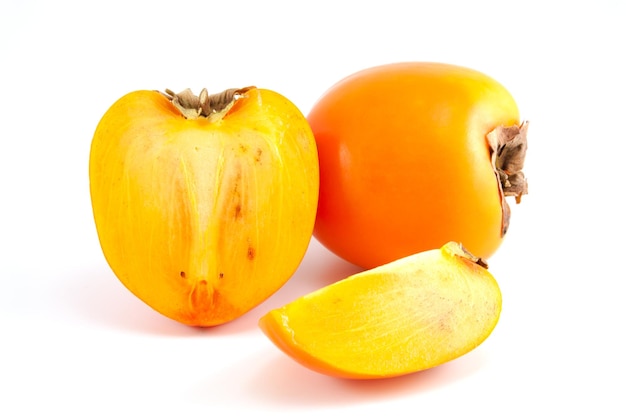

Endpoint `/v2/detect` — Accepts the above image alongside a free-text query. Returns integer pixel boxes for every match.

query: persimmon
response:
[89,87,319,326]
[307,62,528,269]
[259,241,502,379]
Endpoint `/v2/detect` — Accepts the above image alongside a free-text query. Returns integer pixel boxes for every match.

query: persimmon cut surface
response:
[89,87,319,326]
[308,62,528,269]
[259,242,502,379]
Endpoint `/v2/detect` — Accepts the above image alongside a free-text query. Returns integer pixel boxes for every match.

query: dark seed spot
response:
[234,204,242,219]
[180,271,186,278]
[219,272,224,279]
[247,246,255,260]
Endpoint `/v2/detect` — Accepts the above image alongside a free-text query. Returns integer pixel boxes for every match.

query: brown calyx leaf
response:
[162,86,255,119]
[458,243,489,269]
[487,121,529,236]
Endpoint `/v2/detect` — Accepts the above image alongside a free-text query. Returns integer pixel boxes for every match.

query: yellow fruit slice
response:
[258,242,502,379]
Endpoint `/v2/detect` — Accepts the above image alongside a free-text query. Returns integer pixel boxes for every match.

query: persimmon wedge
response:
[258,242,502,379]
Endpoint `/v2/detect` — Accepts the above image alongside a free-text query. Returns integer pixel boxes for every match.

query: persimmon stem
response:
[162,87,255,119]
[487,122,529,236]
[446,242,489,269]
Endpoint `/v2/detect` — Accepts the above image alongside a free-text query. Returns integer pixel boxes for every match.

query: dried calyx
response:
[447,242,490,269]
[163,87,255,120]
[487,122,529,236]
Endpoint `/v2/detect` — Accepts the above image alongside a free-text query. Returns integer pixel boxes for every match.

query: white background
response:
[1,1,625,415]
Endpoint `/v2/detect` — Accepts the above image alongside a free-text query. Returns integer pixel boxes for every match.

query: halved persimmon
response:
[89,87,319,326]
[307,62,528,269]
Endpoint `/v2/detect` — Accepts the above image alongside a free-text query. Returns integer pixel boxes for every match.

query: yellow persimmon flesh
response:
[89,87,319,326]
[259,242,502,379]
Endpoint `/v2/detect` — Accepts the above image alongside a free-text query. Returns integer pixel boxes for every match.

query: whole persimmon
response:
[89,87,319,326]
[307,62,528,269]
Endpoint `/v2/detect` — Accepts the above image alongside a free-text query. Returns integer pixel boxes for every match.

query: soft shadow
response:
[247,349,486,407]
[188,345,486,409]
[61,265,260,337]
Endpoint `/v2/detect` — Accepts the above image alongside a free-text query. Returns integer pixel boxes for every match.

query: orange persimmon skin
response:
[308,62,520,269]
